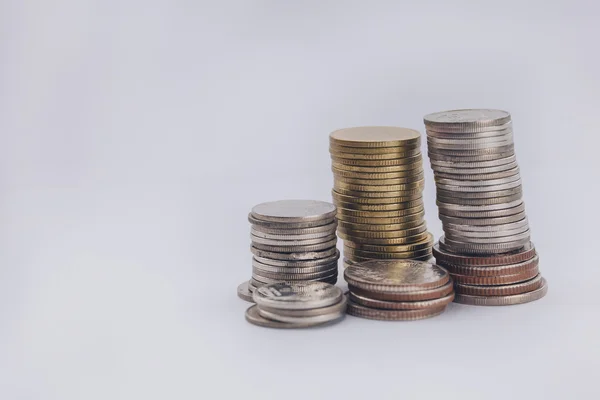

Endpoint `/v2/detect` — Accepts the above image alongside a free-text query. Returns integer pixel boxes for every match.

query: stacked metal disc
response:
[237,200,340,302]
[329,127,434,265]
[344,259,454,320]
[424,109,547,306]
[245,281,346,328]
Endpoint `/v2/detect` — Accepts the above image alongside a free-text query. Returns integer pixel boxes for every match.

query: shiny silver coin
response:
[253,281,344,310]
[426,126,513,139]
[250,275,337,288]
[237,281,255,302]
[250,221,337,236]
[252,258,338,274]
[245,305,343,329]
[436,179,521,193]
[250,233,337,247]
[252,266,338,281]
[430,154,516,168]
[426,121,512,135]
[250,246,338,261]
[428,150,514,163]
[434,174,521,187]
[423,109,511,132]
[251,200,337,223]
[251,238,338,253]
[440,212,526,226]
[259,295,347,318]
[251,272,338,285]
[443,217,529,232]
[443,229,531,244]
[436,193,522,206]
[252,251,340,267]
[439,235,530,255]
[427,130,512,144]
[258,308,345,325]
[250,227,336,240]
[444,226,530,240]
[249,213,335,229]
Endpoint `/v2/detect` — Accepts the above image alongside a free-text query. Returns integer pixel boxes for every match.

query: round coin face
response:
[253,281,343,310]
[251,200,336,223]
[344,260,449,291]
[330,126,421,148]
[424,109,511,130]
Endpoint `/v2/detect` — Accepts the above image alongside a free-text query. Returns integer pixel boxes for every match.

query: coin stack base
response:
[329,127,433,263]
[238,200,340,302]
[344,259,454,321]
[424,109,547,305]
[246,282,346,329]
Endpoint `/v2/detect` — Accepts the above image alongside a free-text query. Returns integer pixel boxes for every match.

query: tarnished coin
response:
[250,233,337,246]
[432,242,536,267]
[237,281,255,302]
[433,167,520,181]
[252,250,340,267]
[436,186,522,199]
[344,259,449,292]
[251,200,337,223]
[331,154,422,167]
[251,237,338,253]
[428,144,514,157]
[245,305,342,329]
[250,245,338,261]
[348,279,454,301]
[427,131,513,145]
[426,121,512,135]
[437,199,524,212]
[249,214,336,229]
[253,281,344,310]
[250,275,338,288]
[439,235,530,255]
[438,201,525,218]
[440,255,539,277]
[346,299,446,321]
[450,266,538,285]
[337,224,427,239]
[424,109,512,132]
[443,229,530,244]
[444,225,529,240]
[346,253,433,263]
[453,278,548,306]
[348,291,455,310]
[434,173,521,187]
[430,155,516,169]
[427,137,513,150]
[329,126,421,148]
[454,274,543,296]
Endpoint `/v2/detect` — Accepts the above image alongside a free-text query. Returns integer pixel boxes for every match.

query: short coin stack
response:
[245,282,346,328]
[424,109,547,305]
[329,127,434,265]
[237,200,340,302]
[344,259,454,320]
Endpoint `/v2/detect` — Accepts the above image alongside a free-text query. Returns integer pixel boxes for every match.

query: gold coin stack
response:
[329,127,434,264]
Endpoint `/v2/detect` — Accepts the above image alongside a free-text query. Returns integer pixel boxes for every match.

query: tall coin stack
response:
[237,200,340,302]
[329,127,434,265]
[424,109,548,306]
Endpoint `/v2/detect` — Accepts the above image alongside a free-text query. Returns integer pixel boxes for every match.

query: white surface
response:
[1,1,599,399]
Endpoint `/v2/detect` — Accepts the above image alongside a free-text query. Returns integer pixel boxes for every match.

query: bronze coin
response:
[453,278,548,306]
[438,255,539,277]
[449,266,538,285]
[348,279,454,301]
[432,242,536,266]
[348,291,454,310]
[454,274,543,296]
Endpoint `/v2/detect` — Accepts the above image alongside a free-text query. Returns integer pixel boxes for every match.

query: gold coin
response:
[328,151,421,160]
[344,233,433,252]
[334,199,424,211]
[333,187,423,198]
[331,161,422,173]
[329,126,421,148]
[345,253,433,263]
[337,231,430,245]
[346,300,445,321]
[334,179,425,193]
[334,172,425,186]
[332,190,421,204]
[332,167,424,180]
[337,204,424,218]
[337,224,427,239]
[330,154,422,167]
[338,218,424,232]
[344,246,432,259]
[336,210,425,225]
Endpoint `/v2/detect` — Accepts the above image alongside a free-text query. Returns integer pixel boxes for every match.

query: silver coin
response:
[427,137,513,150]
[251,238,338,253]
[250,233,337,247]
[426,126,513,139]
[252,250,340,267]
[436,193,522,206]
[250,226,337,240]
[259,294,347,317]
[433,167,521,181]
[444,229,531,244]
[250,245,338,260]
[427,131,513,144]
[245,305,342,329]
[431,161,519,175]
[434,174,521,187]
[453,278,548,306]
[258,308,345,325]
[252,260,338,275]
[439,235,530,254]
[423,109,511,132]
[251,200,337,223]
[237,281,255,302]
[440,212,526,226]
[250,275,337,289]
[439,202,526,219]
[428,144,514,157]
[437,199,524,212]
[253,281,344,310]
[445,225,530,240]
[252,266,338,281]
[430,154,516,168]
[252,271,337,285]
[249,213,336,229]
[436,179,521,193]
[428,150,514,163]
[443,217,529,232]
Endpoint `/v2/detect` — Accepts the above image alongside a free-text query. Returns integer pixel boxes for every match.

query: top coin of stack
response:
[423,109,547,306]
[329,127,433,264]
[238,200,340,302]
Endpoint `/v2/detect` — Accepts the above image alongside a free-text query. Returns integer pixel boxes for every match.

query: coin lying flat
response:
[343,234,433,252]
[348,291,455,310]
[253,281,344,310]
[251,200,337,223]
[450,266,538,285]
[337,224,428,239]
[252,250,340,267]
[258,295,347,318]
[249,214,336,229]
[346,298,446,321]
[258,308,345,325]
[432,242,536,266]
[245,305,343,329]
[252,259,339,274]
[330,126,421,148]
[250,246,338,261]
[453,278,548,306]
[439,255,539,277]
[337,204,424,218]
[454,274,543,296]
[348,279,454,301]
[424,109,512,132]
[251,237,338,253]
[237,281,255,302]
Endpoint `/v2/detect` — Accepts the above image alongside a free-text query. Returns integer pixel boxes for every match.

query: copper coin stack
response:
[424,109,547,306]
[344,259,454,321]
[329,127,434,265]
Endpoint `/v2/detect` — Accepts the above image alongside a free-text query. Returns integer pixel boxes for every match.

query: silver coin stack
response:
[245,281,346,328]
[424,109,547,306]
[237,200,340,302]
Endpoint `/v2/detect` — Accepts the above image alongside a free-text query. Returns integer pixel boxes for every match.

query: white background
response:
[1,1,599,399]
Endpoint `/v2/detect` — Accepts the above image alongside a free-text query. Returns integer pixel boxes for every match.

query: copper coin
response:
[439,255,539,277]
[346,298,446,321]
[348,291,455,310]
[450,266,538,285]
[454,274,543,296]
[348,279,454,301]
[453,278,548,306]
[432,242,536,266]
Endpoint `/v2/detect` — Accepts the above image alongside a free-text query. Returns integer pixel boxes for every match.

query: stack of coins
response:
[245,282,346,328]
[237,200,340,302]
[329,127,434,265]
[344,259,454,320]
[424,109,547,305]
